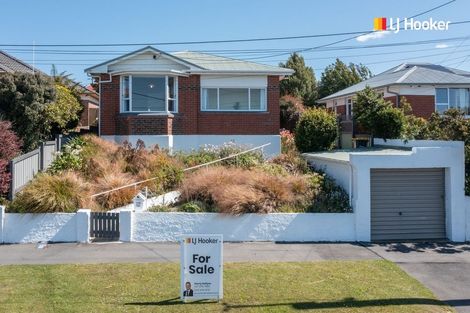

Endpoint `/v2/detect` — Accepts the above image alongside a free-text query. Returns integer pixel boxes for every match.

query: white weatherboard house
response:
[304,139,467,242]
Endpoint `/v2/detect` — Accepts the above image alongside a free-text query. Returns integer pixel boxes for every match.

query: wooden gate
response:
[90,212,120,241]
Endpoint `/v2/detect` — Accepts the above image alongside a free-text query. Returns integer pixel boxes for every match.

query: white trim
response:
[434,87,470,115]
[200,87,267,112]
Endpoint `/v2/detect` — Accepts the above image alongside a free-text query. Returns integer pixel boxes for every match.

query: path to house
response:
[1,241,469,313]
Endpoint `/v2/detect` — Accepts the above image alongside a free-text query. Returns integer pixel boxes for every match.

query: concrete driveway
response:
[364,242,470,313]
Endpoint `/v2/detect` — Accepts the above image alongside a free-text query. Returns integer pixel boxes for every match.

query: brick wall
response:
[99,74,120,135]
[400,95,435,118]
[100,74,281,136]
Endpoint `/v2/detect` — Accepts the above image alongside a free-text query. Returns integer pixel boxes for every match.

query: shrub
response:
[179,201,205,213]
[9,172,92,213]
[0,121,22,196]
[179,167,313,214]
[48,136,87,174]
[270,151,309,175]
[143,153,184,194]
[295,107,338,152]
[94,170,136,209]
[308,173,352,213]
[280,129,296,154]
[280,95,305,131]
[177,142,263,169]
[45,84,82,134]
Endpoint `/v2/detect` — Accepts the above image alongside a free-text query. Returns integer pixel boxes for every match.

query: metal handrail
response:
[90,143,270,198]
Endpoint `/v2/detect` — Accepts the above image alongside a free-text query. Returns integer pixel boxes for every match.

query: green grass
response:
[0,260,453,313]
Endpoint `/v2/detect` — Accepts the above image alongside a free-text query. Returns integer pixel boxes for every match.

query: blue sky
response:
[1,0,469,85]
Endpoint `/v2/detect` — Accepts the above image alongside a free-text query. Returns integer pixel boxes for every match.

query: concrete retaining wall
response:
[127,212,356,242]
[0,207,90,244]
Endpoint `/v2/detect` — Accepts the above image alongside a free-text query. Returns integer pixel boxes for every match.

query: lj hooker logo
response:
[373,17,450,33]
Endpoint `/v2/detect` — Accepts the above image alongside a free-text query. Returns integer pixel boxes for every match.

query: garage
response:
[370,168,446,241]
[304,139,466,242]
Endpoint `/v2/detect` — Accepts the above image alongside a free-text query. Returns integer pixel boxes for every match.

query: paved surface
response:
[0,242,379,265]
[365,242,470,313]
[1,241,469,312]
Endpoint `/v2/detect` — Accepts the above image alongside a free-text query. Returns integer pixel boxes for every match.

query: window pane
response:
[436,104,449,114]
[168,77,175,99]
[250,89,262,110]
[168,99,175,112]
[449,88,469,110]
[132,77,165,111]
[123,99,130,112]
[203,88,218,110]
[122,76,130,98]
[219,88,248,110]
[436,88,448,104]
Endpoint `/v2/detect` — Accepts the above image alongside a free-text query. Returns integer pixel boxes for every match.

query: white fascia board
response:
[109,70,190,77]
[189,70,293,76]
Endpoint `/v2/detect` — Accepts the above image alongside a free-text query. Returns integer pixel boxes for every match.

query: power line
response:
[245,0,458,60]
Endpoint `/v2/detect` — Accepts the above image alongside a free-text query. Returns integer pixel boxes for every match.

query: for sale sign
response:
[180,234,223,301]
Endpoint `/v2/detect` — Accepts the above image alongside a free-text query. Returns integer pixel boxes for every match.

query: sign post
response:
[180,234,223,301]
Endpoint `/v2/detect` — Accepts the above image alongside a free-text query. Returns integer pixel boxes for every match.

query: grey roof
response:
[84,46,293,75]
[173,51,294,74]
[0,51,36,74]
[318,63,470,102]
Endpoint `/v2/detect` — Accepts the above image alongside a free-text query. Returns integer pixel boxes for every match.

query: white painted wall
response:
[466,196,470,241]
[200,75,267,88]
[3,213,77,243]
[103,134,281,158]
[307,157,351,194]
[131,212,355,242]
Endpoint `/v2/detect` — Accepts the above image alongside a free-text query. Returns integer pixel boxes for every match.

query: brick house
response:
[85,46,293,156]
[317,63,470,148]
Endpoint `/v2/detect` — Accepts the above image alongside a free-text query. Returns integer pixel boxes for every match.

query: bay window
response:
[435,88,470,115]
[201,87,267,111]
[120,75,177,113]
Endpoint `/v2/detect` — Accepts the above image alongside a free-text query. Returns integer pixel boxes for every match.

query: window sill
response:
[119,112,175,117]
[200,110,269,114]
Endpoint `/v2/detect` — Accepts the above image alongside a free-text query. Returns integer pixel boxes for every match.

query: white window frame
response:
[120,75,178,113]
[346,98,353,117]
[200,87,267,112]
[435,87,470,115]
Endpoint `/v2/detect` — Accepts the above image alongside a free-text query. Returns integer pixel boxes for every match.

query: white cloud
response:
[435,43,449,49]
[356,31,391,43]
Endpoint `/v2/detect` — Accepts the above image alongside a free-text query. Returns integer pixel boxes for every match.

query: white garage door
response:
[370,168,446,241]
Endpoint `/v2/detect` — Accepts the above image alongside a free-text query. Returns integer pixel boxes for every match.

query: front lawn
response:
[0,260,453,313]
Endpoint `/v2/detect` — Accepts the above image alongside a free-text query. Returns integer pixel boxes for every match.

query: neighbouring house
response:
[84,46,294,156]
[77,85,99,131]
[317,63,470,148]
[0,50,99,132]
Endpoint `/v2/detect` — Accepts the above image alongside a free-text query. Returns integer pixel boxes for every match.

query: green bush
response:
[48,136,87,174]
[178,201,206,213]
[295,107,338,152]
[307,171,352,213]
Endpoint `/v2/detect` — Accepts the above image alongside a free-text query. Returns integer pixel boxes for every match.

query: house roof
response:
[85,46,294,76]
[172,51,294,74]
[318,63,470,102]
[0,50,36,74]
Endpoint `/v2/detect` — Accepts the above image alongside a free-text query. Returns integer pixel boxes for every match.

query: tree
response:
[0,73,55,151]
[0,121,22,196]
[279,53,318,106]
[318,59,372,99]
[46,84,83,134]
[353,86,405,141]
[295,107,338,152]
